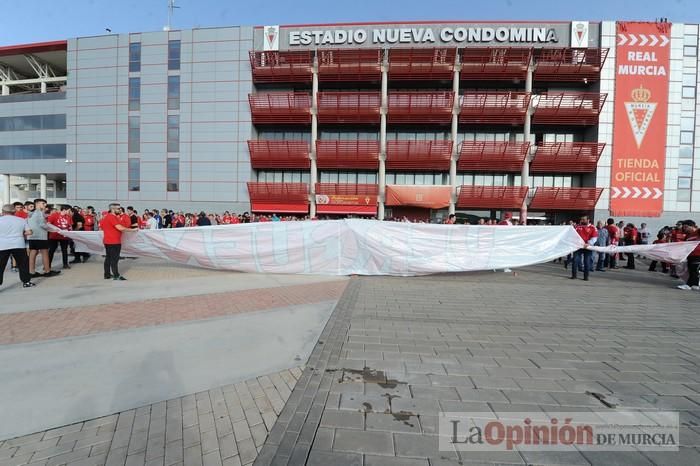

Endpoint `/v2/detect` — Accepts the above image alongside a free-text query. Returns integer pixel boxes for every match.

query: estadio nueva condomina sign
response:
[257,22,600,51]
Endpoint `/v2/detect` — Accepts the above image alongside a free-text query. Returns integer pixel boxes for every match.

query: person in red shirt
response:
[622,223,638,269]
[100,203,137,280]
[571,215,598,281]
[83,206,96,231]
[221,212,232,225]
[13,202,28,219]
[47,204,74,269]
[648,231,670,274]
[604,218,620,269]
[679,220,700,290]
[497,212,513,226]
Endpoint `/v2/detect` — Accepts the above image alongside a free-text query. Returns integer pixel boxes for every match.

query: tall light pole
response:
[164,0,179,31]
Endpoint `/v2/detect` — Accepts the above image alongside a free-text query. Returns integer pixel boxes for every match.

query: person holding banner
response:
[678,220,700,291]
[100,203,137,281]
[571,216,598,281]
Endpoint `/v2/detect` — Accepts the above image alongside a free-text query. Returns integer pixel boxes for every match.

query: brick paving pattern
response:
[0,281,347,345]
[0,367,303,466]
[257,263,700,465]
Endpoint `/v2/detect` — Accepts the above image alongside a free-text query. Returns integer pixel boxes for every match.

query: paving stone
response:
[306,450,362,466]
[579,450,654,465]
[365,413,421,433]
[319,410,364,430]
[393,433,458,460]
[332,429,394,456]
[337,394,389,413]
[364,454,429,466]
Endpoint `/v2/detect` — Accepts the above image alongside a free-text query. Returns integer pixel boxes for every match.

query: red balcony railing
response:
[534,48,608,82]
[460,48,532,81]
[247,182,309,214]
[317,92,381,124]
[385,140,453,171]
[530,142,605,173]
[388,48,456,80]
[247,140,310,169]
[529,187,603,211]
[533,92,607,125]
[317,49,382,82]
[457,185,529,209]
[315,140,380,170]
[460,92,531,125]
[249,51,313,83]
[248,92,312,125]
[387,91,454,124]
[458,141,530,172]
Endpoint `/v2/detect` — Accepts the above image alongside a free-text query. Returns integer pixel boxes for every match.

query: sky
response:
[1,0,699,45]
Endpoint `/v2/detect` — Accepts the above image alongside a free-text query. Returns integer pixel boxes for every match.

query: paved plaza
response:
[1,259,699,465]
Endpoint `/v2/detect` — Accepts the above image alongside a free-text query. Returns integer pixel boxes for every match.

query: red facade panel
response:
[387,91,454,124]
[315,140,380,170]
[388,48,456,80]
[385,140,452,171]
[459,92,531,125]
[534,48,609,82]
[247,182,309,203]
[458,141,530,172]
[530,142,605,173]
[317,92,381,124]
[457,185,529,209]
[249,51,313,83]
[532,92,607,126]
[460,48,531,81]
[247,140,310,169]
[529,187,603,211]
[317,48,382,82]
[248,93,312,124]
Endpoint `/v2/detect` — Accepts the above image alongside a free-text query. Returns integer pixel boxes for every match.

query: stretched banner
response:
[610,21,671,217]
[55,220,697,276]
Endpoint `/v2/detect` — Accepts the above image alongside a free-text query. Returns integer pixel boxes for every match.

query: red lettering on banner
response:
[611,22,671,217]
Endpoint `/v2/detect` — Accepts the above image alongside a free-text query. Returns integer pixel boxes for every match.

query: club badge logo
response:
[263,25,279,51]
[624,86,656,148]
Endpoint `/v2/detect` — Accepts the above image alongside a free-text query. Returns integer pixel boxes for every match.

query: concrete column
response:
[309,53,319,218]
[378,50,388,220]
[1,85,8,96]
[520,59,534,224]
[449,50,461,216]
[40,81,47,93]
[1,174,10,205]
[39,174,47,200]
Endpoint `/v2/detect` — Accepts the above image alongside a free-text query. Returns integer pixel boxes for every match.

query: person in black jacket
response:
[196,211,211,226]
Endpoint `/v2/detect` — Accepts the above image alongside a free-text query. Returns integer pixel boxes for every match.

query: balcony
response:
[315,140,380,170]
[534,48,608,83]
[385,140,452,171]
[315,183,378,215]
[317,49,382,82]
[529,187,603,211]
[248,92,311,125]
[457,185,529,209]
[247,182,309,214]
[387,91,454,125]
[458,141,530,172]
[317,92,381,124]
[247,140,310,169]
[533,92,607,126]
[388,48,456,80]
[530,142,605,173]
[460,48,531,81]
[459,92,531,125]
[249,51,313,83]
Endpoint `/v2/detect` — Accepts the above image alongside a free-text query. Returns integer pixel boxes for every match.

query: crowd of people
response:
[0,199,698,291]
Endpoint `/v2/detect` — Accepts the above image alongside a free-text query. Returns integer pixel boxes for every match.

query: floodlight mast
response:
[165,0,180,31]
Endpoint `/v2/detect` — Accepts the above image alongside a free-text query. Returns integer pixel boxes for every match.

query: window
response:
[129,42,141,72]
[678,177,692,189]
[168,40,181,70]
[167,76,180,110]
[128,78,140,111]
[683,73,697,87]
[679,164,693,177]
[681,117,695,131]
[128,116,140,153]
[128,158,140,192]
[167,115,179,152]
[681,131,694,144]
[677,189,691,201]
[680,145,694,158]
[684,46,697,57]
[167,158,179,192]
[0,114,66,131]
[682,86,696,99]
[0,144,66,160]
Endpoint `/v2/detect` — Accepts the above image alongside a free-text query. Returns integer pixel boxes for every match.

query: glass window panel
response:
[167,115,179,152]
[339,172,349,183]
[128,158,140,191]
[684,46,697,57]
[168,40,181,71]
[128,78,140,111]
[681,117,696,131]
[166,158,179,192]
[680,145,694,158]
[683,73,697,86]
[681,131,694,144]
[357,173,367,184]
[682,86,696,98]
[167,75,180,110]
[677,189,691,201]
[301,172,309,183]
[679,164,693,176]
[679,177,692,189]
[128,116,140,153]
[395,173,406,184]
[129,43,141,72]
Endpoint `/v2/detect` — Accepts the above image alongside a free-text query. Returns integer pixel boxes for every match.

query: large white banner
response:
[57,220,697,276]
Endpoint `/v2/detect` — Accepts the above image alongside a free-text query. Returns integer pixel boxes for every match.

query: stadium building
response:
[0,20,697,226]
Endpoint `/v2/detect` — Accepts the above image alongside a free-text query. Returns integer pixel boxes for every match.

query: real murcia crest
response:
[624,86,656,148]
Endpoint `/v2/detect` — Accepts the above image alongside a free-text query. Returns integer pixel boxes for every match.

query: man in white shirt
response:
[146,212,159,230]
[0,204,35,288]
